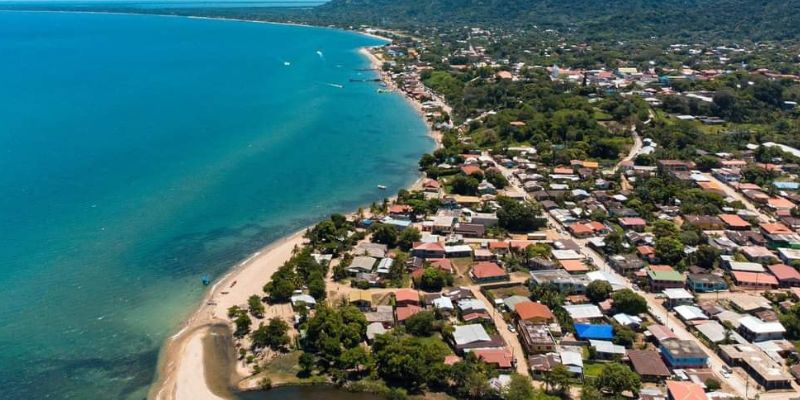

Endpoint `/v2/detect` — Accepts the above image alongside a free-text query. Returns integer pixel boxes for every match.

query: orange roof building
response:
[514,301,555,323]
[394,289,420,305]
[760,222,793,235]
[719,214,750,230]
[396,305,422,322]
[666,380,708,400]
[560,259,589,273]
[470,262,509,282]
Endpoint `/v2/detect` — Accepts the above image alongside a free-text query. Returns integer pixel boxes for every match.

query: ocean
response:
[0,11,431,399]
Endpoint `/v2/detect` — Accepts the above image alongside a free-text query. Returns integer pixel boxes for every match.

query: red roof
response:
[637,245,655,256]
[760,222,793,235]
[568,223,593,235]
[473,348,513,368]
[666,381,708,400]
[619,217,646,226]
[719,214,750,228]
[423,179,441,189]
[767,264,800,282]
[388,204,413,214]
[560,259,589,272]
[395,305,422,321]
[647,324,677,342]
[413,242,445,252]
[461,165,482,176]
[488,241,510,250]
[649,264,676,272]
[515,301,555,321]
[731,271,778,286]
[463,311,492,322]
[428,258,454,273]
[471,262,507,279]
[395,289,419,303]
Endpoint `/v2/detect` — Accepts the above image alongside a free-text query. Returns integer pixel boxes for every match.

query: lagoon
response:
[0,11,430,399]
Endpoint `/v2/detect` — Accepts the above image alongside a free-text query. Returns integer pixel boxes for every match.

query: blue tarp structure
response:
[574,323,614,340]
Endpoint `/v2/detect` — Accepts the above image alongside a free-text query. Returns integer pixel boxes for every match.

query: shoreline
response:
[143,14,443,400]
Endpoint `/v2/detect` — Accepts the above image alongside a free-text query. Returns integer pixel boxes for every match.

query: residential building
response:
[737,316,786,342]
[719,344,793,390]
[666,381,708,400]
[687,273,728,293]
[660,339,708,368]
[517,320,556,354]
[628,350,671,382]
[470,262,509,283]
[647,265,686,291]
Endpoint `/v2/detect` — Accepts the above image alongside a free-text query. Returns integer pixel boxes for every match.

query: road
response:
[496,160,758,398]
[471,287,530,376]
[614,125,642,173]
[701,173,772,224]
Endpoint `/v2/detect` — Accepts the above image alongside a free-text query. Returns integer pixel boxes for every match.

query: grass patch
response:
[486,284,530,299]
[583,361,606,378]
[256,351,328,386]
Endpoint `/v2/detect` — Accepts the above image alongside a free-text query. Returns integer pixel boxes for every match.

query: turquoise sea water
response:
[0,11,430,399]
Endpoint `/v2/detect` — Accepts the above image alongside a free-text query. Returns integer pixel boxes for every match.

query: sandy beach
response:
[150,34,443,400]
[150,229,307,400]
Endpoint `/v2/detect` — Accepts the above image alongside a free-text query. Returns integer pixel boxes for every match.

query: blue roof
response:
[773,181,800,190]
[574,323,614,340]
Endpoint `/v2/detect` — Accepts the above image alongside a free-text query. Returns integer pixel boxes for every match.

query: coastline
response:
[147,20,442,400]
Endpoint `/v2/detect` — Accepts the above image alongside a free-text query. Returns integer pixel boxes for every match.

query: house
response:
[355,242,388,258]
[515,302,555,324]
[366,322,387,342]
[411,242,446,258]
[687,273,728,293]
[470,262,509,283]
[559,349,584,375]
[658,160,692,172]
[517,320,557,354]
[445,244,473,258]
[290,294,317,309]
[452,324,503,352]
[590,340,626,359]
[432,296,455,316]
[673,305,708,323]
[347,256,377,274]
[662,288,694,308]
[365,305,394,327]
[609,254,646,276]
[471,212,499,226]
[396,305,423,323]
[740,246,777,264]
[563,304,603,321]
[619,217,647,231]
[666,381,708,400]
[720,214,750,230]
[530,269,589,293]
[394,289,420,307]
[628,350,671,382]
[778,247,800,264]
[660,339,708,368]
[560,259,590,273]
[719,344,793,390]
[474,348,514,370]
[731,271,779,290]
[455,223,486,238]
[573,324,614,341]
[647,324,677,344]
[737,316,785,342]
[683,215,724,230]
[767,263,800,287]
[348,289,372,310]
[647,265,685,291]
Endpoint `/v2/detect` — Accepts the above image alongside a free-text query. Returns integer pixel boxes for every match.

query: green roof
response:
[647,269,685,282]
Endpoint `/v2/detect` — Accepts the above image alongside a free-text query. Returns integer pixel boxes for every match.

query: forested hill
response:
[312,0,800,42]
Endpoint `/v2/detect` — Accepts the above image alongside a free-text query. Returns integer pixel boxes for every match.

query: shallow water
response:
[0,11,430,399]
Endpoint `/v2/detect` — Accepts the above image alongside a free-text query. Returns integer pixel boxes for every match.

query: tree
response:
[248,295,265,318]
[372,332,448,391]
[655,236,684,265]
[705,378,721,391]
[611,289,647,315]
[485,169,509,189]
[504,373,535,400]
[586,280,613,303]
[613,324,636,347]
[397,227,422,251]
[692,245,721,269]
[405,311,436,336]
[652,220,679,238]
[233,313,252,338]
[595,363,640,396]
[299,351,316,375]
[338,345,372,373]
[372,224,399,247]
[695,156,721,172]
[497,197,545,232]
[545,364,572,395]
[419,267,454,291]
[451,174,480,195]
[251,317,290,351]
[603,230,624,254]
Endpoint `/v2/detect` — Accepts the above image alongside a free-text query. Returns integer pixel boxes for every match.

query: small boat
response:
[377,185,387,190]
[377,88,393,94]
[201,274,210,286]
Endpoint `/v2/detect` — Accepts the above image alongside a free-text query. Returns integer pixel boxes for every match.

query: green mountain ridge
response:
[314,0,800,42]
